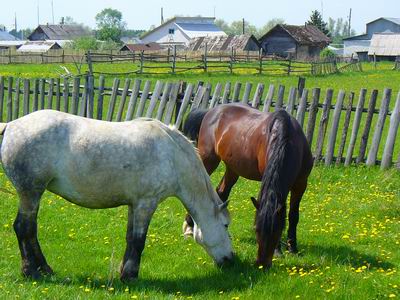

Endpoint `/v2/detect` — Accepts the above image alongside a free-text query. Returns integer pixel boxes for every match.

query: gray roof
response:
[261,24,331,45]
[368,33,400,56]
[28,24,91,40]
[188,35,260,51]
[0,30,19,41]
[368,17,400,26]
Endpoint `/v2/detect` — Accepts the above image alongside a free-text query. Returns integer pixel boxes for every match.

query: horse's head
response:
[192,201,234,266]
[250,196,277,269]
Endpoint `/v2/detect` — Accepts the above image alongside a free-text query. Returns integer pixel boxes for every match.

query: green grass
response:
[0,165,399,299]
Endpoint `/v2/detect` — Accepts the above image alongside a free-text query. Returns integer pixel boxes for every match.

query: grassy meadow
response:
[0,165,399,299]
[0,61,399,299]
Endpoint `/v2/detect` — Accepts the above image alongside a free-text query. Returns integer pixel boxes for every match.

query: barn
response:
[368,33,400,61]
[120,42,163,52]
[17,41,62,53]
[141,17,226,48]
[28,24,91,47]
[259,24,330,60]
[188,34,260,52]
[344,17,400,57]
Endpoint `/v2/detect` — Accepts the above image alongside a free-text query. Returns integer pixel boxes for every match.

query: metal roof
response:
[368,33,400,56]
[17,41,61,53]
[175,23,226,38]
[367,17,400,26]
[0,30,19,41]
[188,35,259,51]
[141,17,224,39]
[28,25,91,40]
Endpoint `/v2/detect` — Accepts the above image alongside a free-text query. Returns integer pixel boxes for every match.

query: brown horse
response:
[183,103,313,269]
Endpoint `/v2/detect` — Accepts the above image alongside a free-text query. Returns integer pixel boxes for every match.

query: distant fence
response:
[0,75,399,170]
[0,48,360,76]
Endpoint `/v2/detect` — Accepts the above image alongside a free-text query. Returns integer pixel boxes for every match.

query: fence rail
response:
[0,48,359,76]
[0,75,399,170]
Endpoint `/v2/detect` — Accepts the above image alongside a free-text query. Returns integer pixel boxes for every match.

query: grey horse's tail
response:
[0,123,7,135]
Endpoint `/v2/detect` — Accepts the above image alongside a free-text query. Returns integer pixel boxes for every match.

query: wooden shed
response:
[259,24,331,60]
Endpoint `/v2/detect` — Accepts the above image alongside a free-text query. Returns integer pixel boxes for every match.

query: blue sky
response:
[0,0,399,34]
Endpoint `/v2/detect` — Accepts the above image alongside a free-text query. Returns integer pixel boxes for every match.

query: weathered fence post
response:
[344,89,367,166]
[366,88,391,166]
[242,83,252,104]
[263,84,275,112]
[296,89,308,129]
[55,78,61,111]
[125,79,141,121]
[232,82,242,102]
[146,81,164,118]
[336,92,354,165]
[106,78,121,121]
[6,77,13,122]
[381,91,400,169]
[139,51,144,74]
[306,88,320,146]
[325,90,345,165]
[172,45,177,74]
[203,43,208,72]
[252,83,264,109]
[286,87,297,115]
[86,75,95,119]
[156,82,173,120]
[13,78,20,120]
[357,90,378,164]
[221,82,231,104]
[175,83,194,128]
[47,78,54,109]
[0,76,4,122]
[33,79,39,112]
[116,79,132,121]
[163,83,179,125]
[23,79,30,116]
[209,82,222,108]
[136,81,151,118]
[314,89,333,163]
[71,77,80,115]
[276,85,285,110]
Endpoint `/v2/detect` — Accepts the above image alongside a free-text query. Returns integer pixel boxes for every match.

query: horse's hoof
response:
[22,267,42,280]
[120,272,138,283]
[274,249,283,257]
[39,265,54,276]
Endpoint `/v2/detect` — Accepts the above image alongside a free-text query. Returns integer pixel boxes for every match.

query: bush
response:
[66,37,99,51]
[320,48,337,61]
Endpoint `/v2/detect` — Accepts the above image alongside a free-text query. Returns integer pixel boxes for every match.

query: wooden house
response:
[259,24,331,60]
[188,34,260,52]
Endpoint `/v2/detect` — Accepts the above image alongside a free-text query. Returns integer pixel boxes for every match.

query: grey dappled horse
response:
[0,110,233,282]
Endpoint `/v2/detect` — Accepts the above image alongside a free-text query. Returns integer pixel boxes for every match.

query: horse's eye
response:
[224,224,228,228]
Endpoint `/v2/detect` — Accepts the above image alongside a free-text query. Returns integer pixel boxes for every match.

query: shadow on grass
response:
[303,243,395,269]
[31,256,266,295]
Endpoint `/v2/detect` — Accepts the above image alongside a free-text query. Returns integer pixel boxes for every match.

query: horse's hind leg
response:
[120,201,157,282]
[287,179,308,254]
[14,189,53,278]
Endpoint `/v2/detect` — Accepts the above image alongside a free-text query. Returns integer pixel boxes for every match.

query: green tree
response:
[95,8,126,43]
[307,10,329,36]
[66,37,99,50]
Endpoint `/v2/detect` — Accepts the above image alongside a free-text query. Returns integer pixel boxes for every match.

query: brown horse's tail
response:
[256,110,296,264]
[183,109,208,144]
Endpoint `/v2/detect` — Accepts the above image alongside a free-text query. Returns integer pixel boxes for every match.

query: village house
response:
[259,24,330,60]
[28,24,91,47]
[0,29,25,49]
[188,34,260,52]
[343,17,400,58]
[141,17,226,48]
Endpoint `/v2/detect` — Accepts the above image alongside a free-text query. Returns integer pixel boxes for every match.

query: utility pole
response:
[14,13,17,32]
[51,0,55,24]
[37,1,40,26]
[242,18,245,34]
[348,8,352,36]
[161,7,164,25]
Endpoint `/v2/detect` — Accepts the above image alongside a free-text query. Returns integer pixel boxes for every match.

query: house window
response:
[168,28,175,35]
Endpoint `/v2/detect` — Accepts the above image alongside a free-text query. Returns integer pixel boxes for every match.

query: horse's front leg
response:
[120,201,157,282]
[14,189,53,278]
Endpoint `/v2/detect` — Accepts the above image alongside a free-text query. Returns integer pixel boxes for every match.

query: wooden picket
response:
[0,75,399,169]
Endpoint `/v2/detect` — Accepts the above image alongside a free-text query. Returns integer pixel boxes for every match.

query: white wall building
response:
[141,17,226,47]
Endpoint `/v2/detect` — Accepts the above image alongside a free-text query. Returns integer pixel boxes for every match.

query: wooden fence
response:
[0,48,355,76]
[0,75,399,170]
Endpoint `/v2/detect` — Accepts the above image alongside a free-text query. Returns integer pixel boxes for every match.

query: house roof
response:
[368,33,400,56]
[261,24,331,45]
[188,35,260,51]
[120,42,162,52]
[141,17,225,40]
[17,41,61,53]
[367,17,400,26]
[0,30,19,41]
[343,34,370,41]
[28,24,91,40]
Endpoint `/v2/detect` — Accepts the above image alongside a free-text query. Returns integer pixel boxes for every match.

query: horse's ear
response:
[218,200,230,211]
[251,197,260,210]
